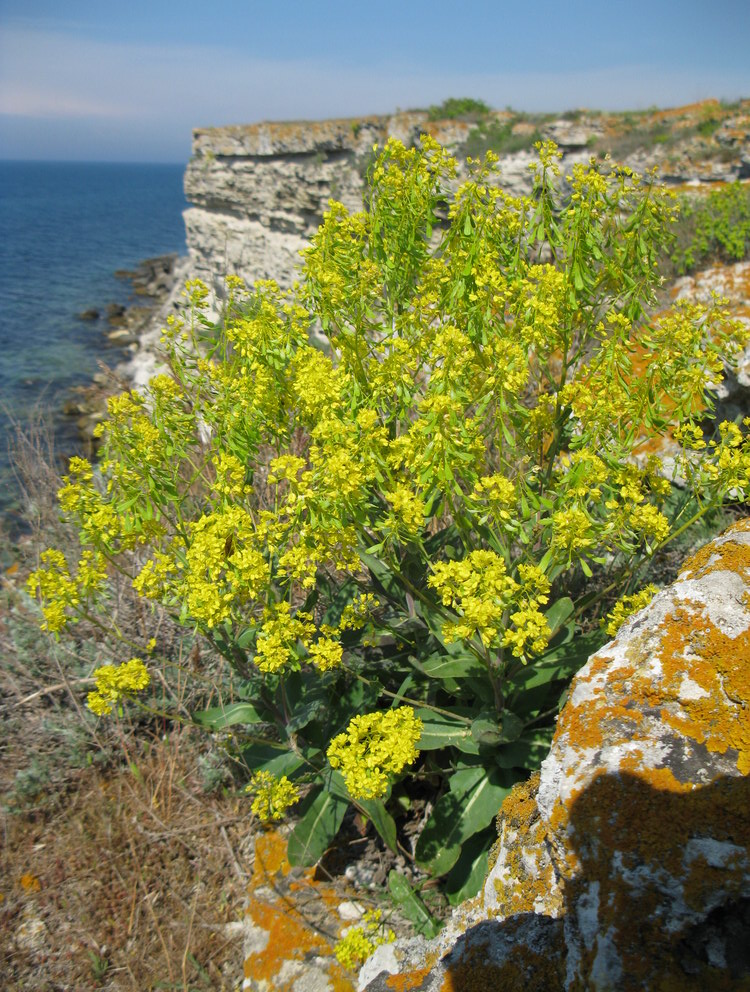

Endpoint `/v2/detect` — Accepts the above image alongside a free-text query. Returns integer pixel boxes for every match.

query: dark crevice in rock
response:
[679,896,750,979]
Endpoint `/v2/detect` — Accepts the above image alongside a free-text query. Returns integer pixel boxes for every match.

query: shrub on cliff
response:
[28,137,750,903]
[670,181,750,274]
[427,97,490,121]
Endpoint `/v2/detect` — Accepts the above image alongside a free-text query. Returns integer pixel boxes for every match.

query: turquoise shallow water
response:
[0,161,187,529]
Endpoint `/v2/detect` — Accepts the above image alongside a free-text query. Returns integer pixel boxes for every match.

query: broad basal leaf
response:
[415,765,514,876]
[193,701,264,730]
[287,785,348,867]
[388,870,441,938]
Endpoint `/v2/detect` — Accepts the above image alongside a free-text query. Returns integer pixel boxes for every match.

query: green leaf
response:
[359,551,405,604]
[470,717,502,747]
[499,712,525,743]
[511,630,604,694]
[492,736,550,769]
[240,741,307,779]
[287,785,349,867]
[236,627,257,650]
[413,653,486,680]
[360,798,398,852]
[281,672,330,734]
[415,709,475,751]
[444,827,494,905]
[544,597,574,636]
[325,676,382,737]
[538,548,555,573]
[388,871,441,938]
[415,765,513,876]
[327,770,397,852]
[193,701,265,730]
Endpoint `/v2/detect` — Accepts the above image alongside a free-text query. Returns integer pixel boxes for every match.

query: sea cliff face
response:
[182,112,472,296]
[182,111,598,300]
[181,100,750,303]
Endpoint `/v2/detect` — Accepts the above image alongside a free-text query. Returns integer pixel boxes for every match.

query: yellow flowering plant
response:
[28,137,749,905]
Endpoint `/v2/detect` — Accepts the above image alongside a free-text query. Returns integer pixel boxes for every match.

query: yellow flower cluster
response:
[503,606,551,660]
[627,502,670,548]
[428,553,553,659]
[503,564,552,661]
[245,771,300,822]
[56,457,130,551]
[550,508,596,559]
[308,636,343,672]
[278,524,359,589]
[327,707,422,800]
[184,278,210,308]
[132,549,177,601]
[472,474,517,526]
[674,421,706,450]
[701,419,750,494]
[291,347,347,422]
[87,658,150,716]
[557,452,608,501]
[516,264,566,352]
[602,585,659,637]
[211,451,250,498]
[179,508,269,627]
[383,484,426,535]
[27,548,107,633]
[339,593,379,632]
[255,602,315,673]
[335,910,394,971]
[428,550,518,646]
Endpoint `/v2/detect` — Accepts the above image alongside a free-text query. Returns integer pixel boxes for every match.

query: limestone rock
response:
[671,261,750,425]
[543,119,598,149]
[362,520,750,991]
[239,827,357,991]
[177,101,750,340]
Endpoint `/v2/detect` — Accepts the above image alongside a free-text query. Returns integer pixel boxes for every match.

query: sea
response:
[0,161,187,534]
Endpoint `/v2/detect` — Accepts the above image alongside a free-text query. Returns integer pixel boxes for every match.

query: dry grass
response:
[0,554,252,991]
[1,721,249,991]
[0,418,253,990]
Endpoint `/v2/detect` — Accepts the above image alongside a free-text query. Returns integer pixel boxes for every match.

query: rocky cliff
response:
[182,112,479,298]
[181,100,750,303]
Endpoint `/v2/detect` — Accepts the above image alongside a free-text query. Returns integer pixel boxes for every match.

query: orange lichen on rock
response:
[243,827,356,991]
[655,605,750,773]
[384,965,433,990]
[488,772,564,919]
[244,898,327,982]
[560,769,750,991]
[250,828,290,886]
[681,518,750,580]
[535,522,750,989]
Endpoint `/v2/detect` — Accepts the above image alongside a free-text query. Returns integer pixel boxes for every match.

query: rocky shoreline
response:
[62,253,189,446]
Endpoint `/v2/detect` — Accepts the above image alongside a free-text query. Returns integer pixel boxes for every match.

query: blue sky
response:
[1,0,748,162]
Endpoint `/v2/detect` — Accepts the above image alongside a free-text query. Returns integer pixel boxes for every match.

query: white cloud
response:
[0,24,748,158]
[0,83,133,118]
